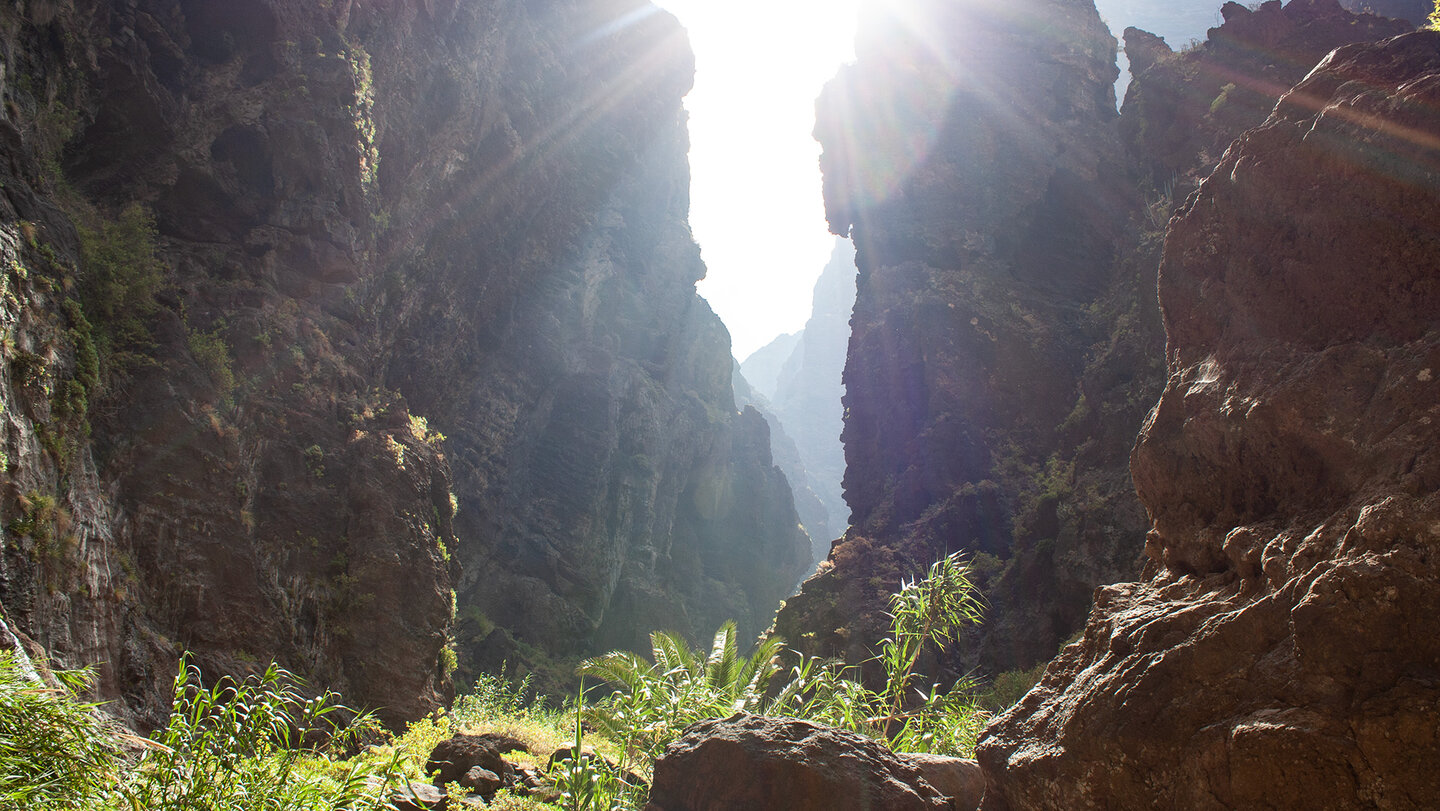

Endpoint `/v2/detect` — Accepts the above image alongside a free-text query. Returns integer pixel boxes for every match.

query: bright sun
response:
[651,0,863,359]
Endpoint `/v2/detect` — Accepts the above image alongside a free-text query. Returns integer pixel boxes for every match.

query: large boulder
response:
[645,713,950,811]
[978,31,1440,809]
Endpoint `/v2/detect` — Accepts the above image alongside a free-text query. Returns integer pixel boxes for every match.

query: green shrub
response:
[769,552,989,756]
[580,552,990,775]
[0,651,406,810]
[77,204,163,361]
[579,620,786,768]
[186,328,236,398]
[979,662,1047,712]
[117,657,403,810]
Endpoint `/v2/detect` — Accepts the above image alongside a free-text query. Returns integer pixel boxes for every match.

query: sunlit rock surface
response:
[0,0,808,724]
[979,31,1440,808]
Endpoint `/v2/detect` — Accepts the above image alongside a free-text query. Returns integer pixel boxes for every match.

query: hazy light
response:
[653,0,862,359]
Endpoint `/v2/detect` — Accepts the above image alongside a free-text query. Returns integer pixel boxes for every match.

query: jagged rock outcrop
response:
[979,31,1440,808]
[1,0,807,724]
[1121,0,1412,195]
[774,0,1157,678]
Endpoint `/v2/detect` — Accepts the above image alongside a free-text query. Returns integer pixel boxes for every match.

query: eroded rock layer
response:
[1,0,807,724]
[979,31,1440,808]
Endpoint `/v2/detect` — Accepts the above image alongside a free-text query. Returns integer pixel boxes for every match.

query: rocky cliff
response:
[979,30,1440,807]
[773,0,1158,678]
[0,0,808,725]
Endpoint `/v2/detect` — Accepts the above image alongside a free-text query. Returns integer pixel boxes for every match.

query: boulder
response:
[645,713,949,811]
[425,734,511,787]
[458,766,502,794]
[384,780,482,810]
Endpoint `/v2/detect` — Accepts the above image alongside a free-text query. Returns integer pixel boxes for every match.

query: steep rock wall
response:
[979,31,1440,808]
[1,0,807,723]
[773,0,1156,677]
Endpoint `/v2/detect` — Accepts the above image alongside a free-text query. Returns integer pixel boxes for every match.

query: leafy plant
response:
[769,552,989,756]
[453,668,539,726]
[581,553,989,769]
[0,652,122,809]
[550,679,642,811]
[115,656,402,810]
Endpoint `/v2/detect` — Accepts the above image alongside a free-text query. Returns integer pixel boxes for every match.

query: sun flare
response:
[652,0,863,359]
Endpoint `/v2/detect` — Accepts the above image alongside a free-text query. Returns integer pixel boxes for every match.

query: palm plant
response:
[577,620,786,767]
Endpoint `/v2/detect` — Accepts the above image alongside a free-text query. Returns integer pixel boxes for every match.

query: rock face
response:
[646,713,951,811]
[774,0,1157,678]
[0,0,808,725]
[979,31,1440,809]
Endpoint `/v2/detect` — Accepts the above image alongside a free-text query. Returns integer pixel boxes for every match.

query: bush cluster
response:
[1,553,1002,811]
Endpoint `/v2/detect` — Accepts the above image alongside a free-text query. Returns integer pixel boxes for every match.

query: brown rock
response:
[425,734,508,787]
[458,766,502,794]
[646,713,949,811]
[899,754,984,811]
[979,31,1440,810]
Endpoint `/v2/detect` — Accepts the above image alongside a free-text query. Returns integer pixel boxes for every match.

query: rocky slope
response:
[1,0,808,725]
[979,30,1440,808]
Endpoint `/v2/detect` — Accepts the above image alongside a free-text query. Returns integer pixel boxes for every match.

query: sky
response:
[651,0,863,360]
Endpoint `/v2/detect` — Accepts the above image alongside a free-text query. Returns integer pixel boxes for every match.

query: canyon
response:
[1,0,1437,806]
